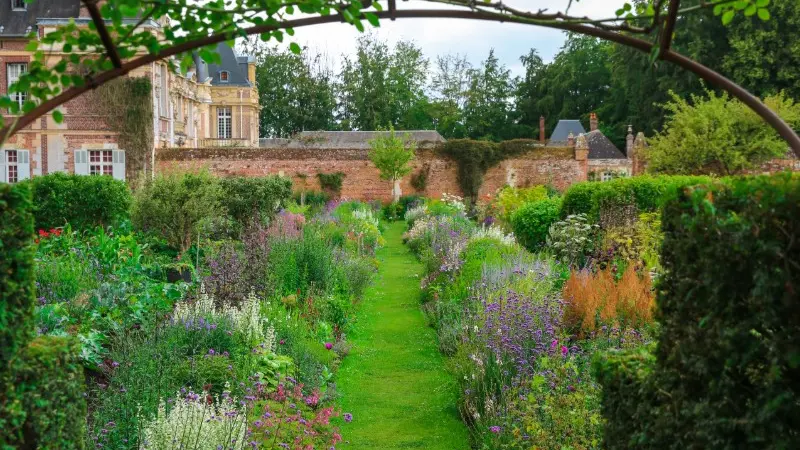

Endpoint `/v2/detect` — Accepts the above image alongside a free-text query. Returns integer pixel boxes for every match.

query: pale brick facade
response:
[0,0,258,183]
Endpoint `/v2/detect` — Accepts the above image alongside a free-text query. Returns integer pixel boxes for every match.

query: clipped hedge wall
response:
[26,173,131,230]
[594,173,800,448]
[4,337,87,449]
[0,183,86,449]
[510,197,561,251]
[220,175,292,225]
[560,175,711,220]
[0,183,35,368]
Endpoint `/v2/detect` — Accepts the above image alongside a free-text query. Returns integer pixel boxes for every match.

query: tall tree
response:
[462,50,516,141]
[337,35,430,131]
[255,46,337,138]
[368,127,416,202]
[429,54,471,138]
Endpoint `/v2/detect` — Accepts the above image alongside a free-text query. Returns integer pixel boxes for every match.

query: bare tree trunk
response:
[392,179,402,203]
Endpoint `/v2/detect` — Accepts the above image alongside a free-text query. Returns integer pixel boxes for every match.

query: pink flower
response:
[489,426,501,433]
[325,342,333,350]
[561,345,568,356]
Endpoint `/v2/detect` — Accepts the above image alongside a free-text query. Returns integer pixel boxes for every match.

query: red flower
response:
[38,229,49,238]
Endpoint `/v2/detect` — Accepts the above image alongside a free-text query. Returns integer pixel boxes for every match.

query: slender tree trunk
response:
[392,178,402,203]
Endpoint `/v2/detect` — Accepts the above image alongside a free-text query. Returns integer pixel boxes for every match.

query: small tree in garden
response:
[369,127,416,203]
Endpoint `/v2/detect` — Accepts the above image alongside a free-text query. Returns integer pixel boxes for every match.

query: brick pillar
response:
[590,112,598,131]
[567,132,576,148]
[625,125,634,158]
[575,133,589,181]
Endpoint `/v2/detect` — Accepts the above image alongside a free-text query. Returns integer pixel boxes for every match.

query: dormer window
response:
[219,71,229,83]
[12,0,27,11]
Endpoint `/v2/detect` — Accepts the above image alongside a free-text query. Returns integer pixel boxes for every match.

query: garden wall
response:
[156,145,587,201]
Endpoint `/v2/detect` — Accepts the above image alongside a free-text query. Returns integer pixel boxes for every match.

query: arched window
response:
[219,71,230,83]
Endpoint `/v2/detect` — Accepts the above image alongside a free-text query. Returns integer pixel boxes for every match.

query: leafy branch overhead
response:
[0,0,779,143]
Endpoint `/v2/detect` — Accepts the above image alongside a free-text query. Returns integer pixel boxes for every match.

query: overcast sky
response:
[266,0,620,76]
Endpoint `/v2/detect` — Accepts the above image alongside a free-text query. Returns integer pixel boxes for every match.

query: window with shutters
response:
[218,107,232,139]
[89,150,114,176]
[6,150,18,183]
[7,63,28,110]
[11,0,27,10]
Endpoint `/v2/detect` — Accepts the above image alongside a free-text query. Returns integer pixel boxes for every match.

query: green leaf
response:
[745,4,757,16]
[758,8,771,20]
[24,40,39,52]
[52,110,64,123]
[289,42,301,55]
[722,10,735,25]
[756,0,770,6]
[365,12,380,27]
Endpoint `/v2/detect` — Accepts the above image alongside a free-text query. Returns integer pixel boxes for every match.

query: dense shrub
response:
[0,183,35,367]
[595,174,800,448]
[559,175,712,220]
[132,170,226,252]
[317,172,345,197]
[479,185,549,227]
[510,197,562,251]
[219,175,292,225]
[27,173,131,230]
[6,336,87,449]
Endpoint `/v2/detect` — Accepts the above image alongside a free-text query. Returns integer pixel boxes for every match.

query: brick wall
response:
[157,145,587,201]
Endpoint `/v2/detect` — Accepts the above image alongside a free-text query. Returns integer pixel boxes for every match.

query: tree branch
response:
[659,0,681,56]
[82,0,123,69]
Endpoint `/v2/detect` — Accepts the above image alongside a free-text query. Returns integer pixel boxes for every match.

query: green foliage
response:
[219,175,292,226]
[595,174,800,448]
[132,170,225,252]
[0,182,35,368]
[369,127,416,182]
[316,172,345,197]
[559,175,713,220]
[437,139,531,201]
[480,185,550,227]
[646,91,800,175]
[410,167,427,192]
[96,77,154,178]
[462,49,519,141]
[255,46,337,138]
[27,173,131,230]
[510,197,562,251]
[546,213,598,267]
[3,336,87,450]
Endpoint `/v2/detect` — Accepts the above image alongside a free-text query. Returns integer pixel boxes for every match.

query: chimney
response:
[575,133,589,162]
[567,132,576,148]
[626,125,634,158]
[539,116,546,144]
[590,112,598,132]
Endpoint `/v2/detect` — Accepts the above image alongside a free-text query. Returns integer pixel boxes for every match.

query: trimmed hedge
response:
[0,183,35,368]
[0,184,86,449]
[560,175,712,220]
[4,337,87,449]
[510,197,561,251]
[220,175,293,225]
[26,173,131,230]
[594,173,800,448]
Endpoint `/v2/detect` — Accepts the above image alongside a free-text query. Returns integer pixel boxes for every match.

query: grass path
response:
[337,221,470,449]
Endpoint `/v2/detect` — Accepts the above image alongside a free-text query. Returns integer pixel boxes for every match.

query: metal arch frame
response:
[2,1,799,155]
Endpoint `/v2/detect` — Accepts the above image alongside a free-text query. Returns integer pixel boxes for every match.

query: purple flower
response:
[343,412,353,423]
[325,342,333,350]
[208,349,216,355]
[561,345,568,356]
[489,426,501,434]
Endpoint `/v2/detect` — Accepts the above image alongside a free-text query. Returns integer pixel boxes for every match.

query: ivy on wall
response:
[96,77,154,181]
[317,172,345,197]
[436,139,548,201]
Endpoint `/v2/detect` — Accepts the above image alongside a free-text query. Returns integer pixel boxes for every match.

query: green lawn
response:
[336,221,470,449]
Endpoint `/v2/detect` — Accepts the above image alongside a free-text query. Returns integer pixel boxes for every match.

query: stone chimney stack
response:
[590,112,598,132]
[539,116,546,144]
[567,132,576,147]
[575,133,589,162]
[632,132,647,175]
[626,125,634,158]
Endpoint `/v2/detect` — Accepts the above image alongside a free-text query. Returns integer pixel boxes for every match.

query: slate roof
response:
[206,43,252,87]
[259,131,446,149]
[585,130,627,159]
[547,120,586,145]
[0,0,80,36]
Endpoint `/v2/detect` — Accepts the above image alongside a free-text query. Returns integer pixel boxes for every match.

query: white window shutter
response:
[17,150,30,181]
[74,150,89,175]
[0,150,6,183]
[112,150,126,181]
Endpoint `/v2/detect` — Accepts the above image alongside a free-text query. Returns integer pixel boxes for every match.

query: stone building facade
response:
[0,0,259,183]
